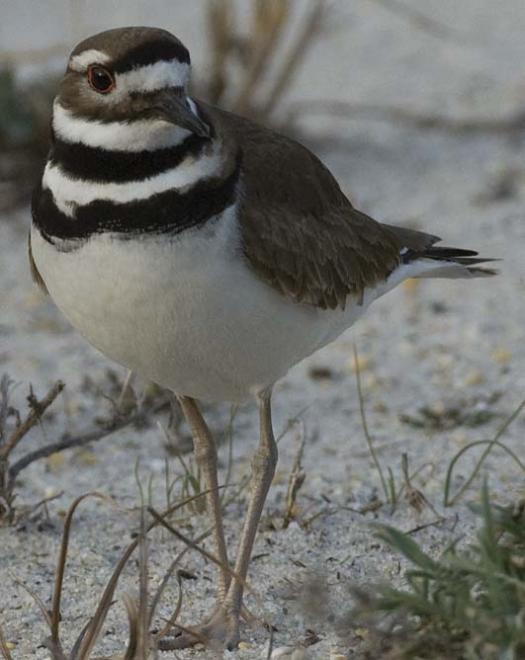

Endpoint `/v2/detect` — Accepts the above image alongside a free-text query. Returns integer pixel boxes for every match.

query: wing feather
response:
[200,103,405,309]
[205,105,402,310]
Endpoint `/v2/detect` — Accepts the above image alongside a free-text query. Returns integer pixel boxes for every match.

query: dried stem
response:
[283,425,306,528]
[0,380,64,460]
[205,0,235,104]
[444,399,525,507]
[34,488,221,658]
[74,491,215,658]
[0,621,13,660]
[50,492,110,646]
[151,530,210,639]
[147,506,264,610]
[122,594,140,659]
[232,0,290,115]
[14,577,54,631]
[353,345,389,504]
[8,397,170,480]
[134,508,150,659]
[0,379,65,522]
[259,0,326,118]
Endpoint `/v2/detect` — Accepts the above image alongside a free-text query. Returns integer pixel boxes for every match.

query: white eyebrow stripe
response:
[43,144,223,206]
[70,49,111,71]
[52,101,192,151]
[116,59,190,92]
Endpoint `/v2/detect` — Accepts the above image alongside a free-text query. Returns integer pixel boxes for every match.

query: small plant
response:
[347,483,525,659]
[1,491,216,659]
[282,424,306,529]
[352,346,525,511]
[443,399,525,507]
[352,346,437,514]
[0,375,64,523]
[0,373,172,524]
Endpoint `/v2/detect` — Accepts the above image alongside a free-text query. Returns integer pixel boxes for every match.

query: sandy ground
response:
[1,2,525,658]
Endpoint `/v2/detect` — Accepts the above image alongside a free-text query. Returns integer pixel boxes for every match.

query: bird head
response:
[54,27,210,149]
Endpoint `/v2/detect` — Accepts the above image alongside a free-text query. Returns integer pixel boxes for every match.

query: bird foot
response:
[157,606,240,651]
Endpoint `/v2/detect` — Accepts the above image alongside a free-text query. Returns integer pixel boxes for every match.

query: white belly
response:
[31,210,383,402]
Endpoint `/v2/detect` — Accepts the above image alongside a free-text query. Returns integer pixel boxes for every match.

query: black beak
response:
[150,89,210,138]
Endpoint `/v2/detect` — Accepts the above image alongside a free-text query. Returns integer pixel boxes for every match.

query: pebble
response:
[492,348,512,365]
[464,370,486,386]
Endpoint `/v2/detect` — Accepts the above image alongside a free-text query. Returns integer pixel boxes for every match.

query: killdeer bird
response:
[30,27,496,651]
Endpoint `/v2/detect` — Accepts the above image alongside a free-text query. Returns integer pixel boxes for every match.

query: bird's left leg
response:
[217,388,278,647]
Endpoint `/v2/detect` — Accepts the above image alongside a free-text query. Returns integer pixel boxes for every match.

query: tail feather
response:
[440,257,496,266]
[409,245,499,277]
[423,245,499,267]
[424,246,479,258]
[413,262,498,279]
[382,223,499,279]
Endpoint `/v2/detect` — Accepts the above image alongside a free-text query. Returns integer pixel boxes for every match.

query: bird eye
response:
[87,65,115,93]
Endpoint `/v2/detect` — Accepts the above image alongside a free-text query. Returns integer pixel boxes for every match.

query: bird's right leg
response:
[159,396,265,652]
[160,390,277,652]
[158,396,238,652]
[177,395,230,599]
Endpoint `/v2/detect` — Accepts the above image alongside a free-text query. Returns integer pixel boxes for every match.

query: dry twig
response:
[8,396,170,480]
[283,426,306,528]
[0,380,64,460]
[13,488,225,658]
[0,378,65,522]
[0,621,13,660]
[258,0,327,119]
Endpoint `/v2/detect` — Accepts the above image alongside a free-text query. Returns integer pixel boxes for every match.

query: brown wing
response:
[206,104,404,310]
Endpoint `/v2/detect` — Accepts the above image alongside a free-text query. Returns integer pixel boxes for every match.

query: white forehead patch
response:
[116,59,190,92]
[70,49,111,72]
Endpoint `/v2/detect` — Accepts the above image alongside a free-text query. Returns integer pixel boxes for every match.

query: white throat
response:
[52,101,193,151]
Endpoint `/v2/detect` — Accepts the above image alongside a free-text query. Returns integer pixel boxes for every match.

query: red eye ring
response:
[87,65,115,94]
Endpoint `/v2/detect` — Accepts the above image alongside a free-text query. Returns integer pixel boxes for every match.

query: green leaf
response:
[375,525,439,572]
